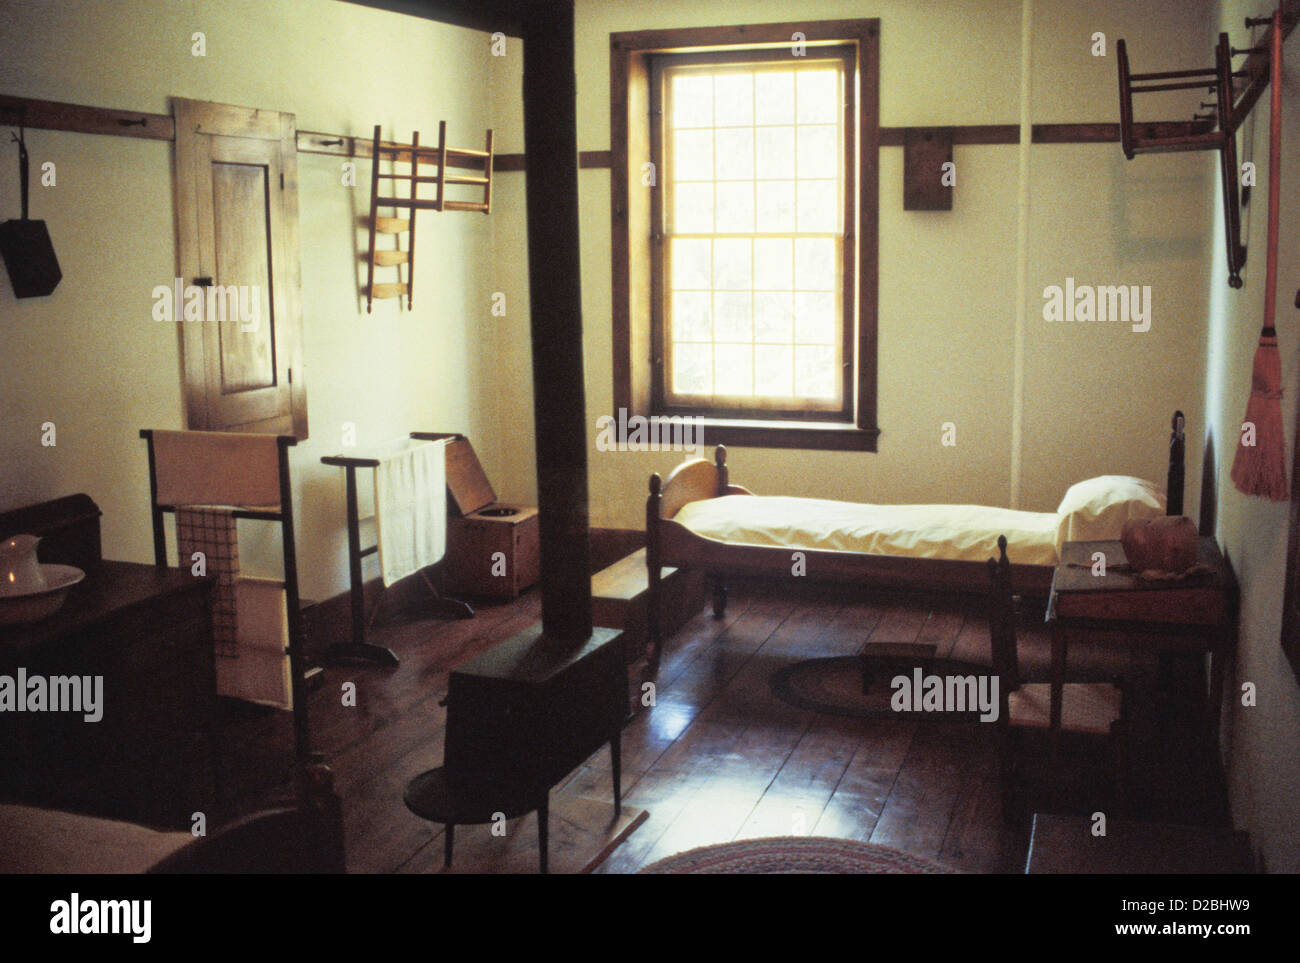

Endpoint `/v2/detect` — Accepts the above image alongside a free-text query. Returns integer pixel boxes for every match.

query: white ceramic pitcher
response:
[0,534,47,596]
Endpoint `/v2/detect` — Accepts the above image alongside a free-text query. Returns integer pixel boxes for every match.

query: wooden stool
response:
[404,767,550,873]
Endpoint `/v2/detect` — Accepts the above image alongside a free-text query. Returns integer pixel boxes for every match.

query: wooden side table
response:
[1046,537,1237,747]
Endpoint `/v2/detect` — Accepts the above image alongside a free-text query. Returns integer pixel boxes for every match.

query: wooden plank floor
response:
[214,578,1231,874]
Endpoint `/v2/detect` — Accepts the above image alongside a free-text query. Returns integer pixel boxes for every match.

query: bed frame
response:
[646,411,1188,665]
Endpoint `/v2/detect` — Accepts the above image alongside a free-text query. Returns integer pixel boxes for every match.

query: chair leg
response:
[444,824,454,868]
[711,575,727,618]
[1112,722,1126,813]
[537,795,549,875]
[611,733,622,813]
[998,727,1017,826]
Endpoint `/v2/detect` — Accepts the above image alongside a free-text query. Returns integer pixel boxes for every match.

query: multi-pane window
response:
[652,48,854,419]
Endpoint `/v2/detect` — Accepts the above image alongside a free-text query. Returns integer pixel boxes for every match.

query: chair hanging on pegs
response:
[1116,7,1297,289]
[364,121,494,312]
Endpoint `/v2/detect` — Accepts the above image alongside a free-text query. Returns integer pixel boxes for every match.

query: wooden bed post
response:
[647,473,663,665]
[712,445,728,618]
[1168,410,1186,517]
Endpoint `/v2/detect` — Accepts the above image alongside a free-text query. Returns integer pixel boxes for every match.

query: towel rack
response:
[321,432,473,667]
[140,429,314,765]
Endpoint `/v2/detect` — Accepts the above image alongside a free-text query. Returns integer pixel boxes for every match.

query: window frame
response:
[649,46,856,422]
[610,19,880,452]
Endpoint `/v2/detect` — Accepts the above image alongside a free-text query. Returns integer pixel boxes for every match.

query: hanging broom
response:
[1230,7,1288,501]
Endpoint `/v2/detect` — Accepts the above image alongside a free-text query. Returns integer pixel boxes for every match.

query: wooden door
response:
[173,99,307,438]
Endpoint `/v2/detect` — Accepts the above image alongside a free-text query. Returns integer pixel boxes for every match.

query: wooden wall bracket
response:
[903,127,953,210]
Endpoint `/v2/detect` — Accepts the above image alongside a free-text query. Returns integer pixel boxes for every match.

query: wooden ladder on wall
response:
[365,122,494,312]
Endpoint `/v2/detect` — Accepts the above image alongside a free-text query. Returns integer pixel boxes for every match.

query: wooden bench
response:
[592,548,704,662]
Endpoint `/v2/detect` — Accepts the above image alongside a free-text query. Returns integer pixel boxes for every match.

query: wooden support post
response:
[521,0,592,644]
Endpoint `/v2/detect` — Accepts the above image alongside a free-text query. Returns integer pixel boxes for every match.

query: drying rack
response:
[1116,6,1296,288]
[140,429,314,765]
[365,122,494,312]
[320,432,473,667]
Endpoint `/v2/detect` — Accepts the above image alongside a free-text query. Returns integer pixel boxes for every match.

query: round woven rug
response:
[770,653,992,721]
[639,836,954,874]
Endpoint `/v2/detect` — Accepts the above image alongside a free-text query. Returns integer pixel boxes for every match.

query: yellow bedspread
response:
[672,495,1062,566]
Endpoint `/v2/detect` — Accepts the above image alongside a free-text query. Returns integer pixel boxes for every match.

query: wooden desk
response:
[1047,537,1236,745]
[0,560,216,829]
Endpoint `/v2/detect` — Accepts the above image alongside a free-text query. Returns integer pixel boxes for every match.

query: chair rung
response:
[377,174,444,183]
[442,200,489,213]
[373,217,410,234]
[378,196,444,210]
[372,249,408,266]
[370,282,409,299]
[444,174,489,185]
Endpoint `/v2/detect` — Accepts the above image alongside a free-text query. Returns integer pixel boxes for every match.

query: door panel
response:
[212,160,276,394]
[173,99,307,438]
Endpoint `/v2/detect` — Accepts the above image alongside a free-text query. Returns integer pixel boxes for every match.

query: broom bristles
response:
[1230,335,1288,501]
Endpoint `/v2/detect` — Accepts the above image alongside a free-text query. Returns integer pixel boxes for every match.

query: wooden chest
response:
[442,438,540,598]
[0,561,217,829]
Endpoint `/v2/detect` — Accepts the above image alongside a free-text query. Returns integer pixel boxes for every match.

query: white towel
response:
[222,576,293,710]
[373,438,448,587]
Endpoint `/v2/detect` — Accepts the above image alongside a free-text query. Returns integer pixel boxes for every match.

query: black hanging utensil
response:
[0,127,62,298]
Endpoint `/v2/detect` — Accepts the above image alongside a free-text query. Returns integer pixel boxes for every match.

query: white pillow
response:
[1055,475,1166,551]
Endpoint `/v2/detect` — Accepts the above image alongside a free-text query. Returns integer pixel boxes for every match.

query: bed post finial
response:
[714,445,729,497]
[649,472,662,497]
[1167,410,1186,517]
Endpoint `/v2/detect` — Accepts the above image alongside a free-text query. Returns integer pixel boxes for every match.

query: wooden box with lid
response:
[441,437,540,598]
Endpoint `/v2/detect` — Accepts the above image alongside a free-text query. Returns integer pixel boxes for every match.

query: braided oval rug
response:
[639,836,955,874]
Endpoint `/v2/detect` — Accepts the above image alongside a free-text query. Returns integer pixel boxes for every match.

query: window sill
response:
[693,418,880,452]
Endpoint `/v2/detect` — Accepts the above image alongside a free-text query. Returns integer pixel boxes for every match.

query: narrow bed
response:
[645,412,1187,665]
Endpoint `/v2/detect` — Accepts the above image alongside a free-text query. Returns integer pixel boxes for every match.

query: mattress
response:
[672,495,1062,566]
